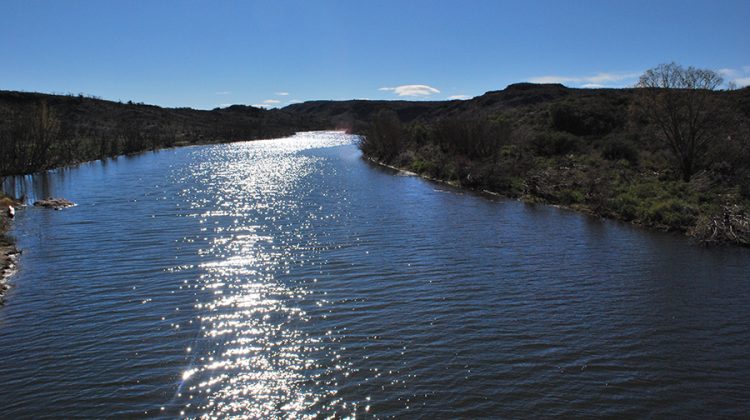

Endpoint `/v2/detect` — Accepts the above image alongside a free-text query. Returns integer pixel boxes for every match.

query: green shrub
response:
[531,132,582,156]
[549,102,620,136]
[549,104,583,134]
[612,192,640,220]
[644,198,697,229]
[410,159,431,174]
[603,139,639,165]
[559,189,585,205]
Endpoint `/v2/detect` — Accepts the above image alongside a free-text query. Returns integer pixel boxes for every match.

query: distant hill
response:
[2,83,750,244]
[286,82,750,134]
[0,90,317,175]
[342,83,750,245]
[283,83,637,129]
[3,84,749,177]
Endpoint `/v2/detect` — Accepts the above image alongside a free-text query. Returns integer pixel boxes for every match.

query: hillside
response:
[345,83,750,245]
[2,83,750,244]
[0,90,317,176]
[283,83,637,129]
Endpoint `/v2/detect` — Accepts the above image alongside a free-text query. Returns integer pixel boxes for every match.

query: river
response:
[1,132,749,417]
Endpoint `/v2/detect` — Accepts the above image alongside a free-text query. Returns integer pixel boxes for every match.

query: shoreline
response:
[1,242,18,301]
[0,196,20,302]
[363,156,747,247]
[0,131,308,181]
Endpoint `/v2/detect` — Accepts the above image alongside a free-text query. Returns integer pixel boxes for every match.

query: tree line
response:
[0,94,306,176]
[358,63,750,244]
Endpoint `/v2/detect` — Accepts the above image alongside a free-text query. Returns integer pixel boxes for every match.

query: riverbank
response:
[0,89,317,177]
[364,154,750,246]
[355,84,750,247]
[1,237,18,301]
[3,131,750,418]
[0,195,19,302]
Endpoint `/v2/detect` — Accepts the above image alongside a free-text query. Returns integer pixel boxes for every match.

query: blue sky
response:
[2,0,748,109]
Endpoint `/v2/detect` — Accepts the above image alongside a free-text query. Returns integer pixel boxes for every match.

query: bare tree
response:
[636,62,723,181]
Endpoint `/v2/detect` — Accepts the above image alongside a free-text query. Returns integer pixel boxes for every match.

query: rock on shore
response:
[33,198,75,209]
[1,200,19,302]
[1,242,18,301]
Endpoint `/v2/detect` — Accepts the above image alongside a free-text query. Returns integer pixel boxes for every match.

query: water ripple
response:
[1,132,750,418]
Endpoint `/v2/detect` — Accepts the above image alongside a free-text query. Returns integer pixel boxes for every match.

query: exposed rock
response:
[0,243,18,303]
[33,198,75,209]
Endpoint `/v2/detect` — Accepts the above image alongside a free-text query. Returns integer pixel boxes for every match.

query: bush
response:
[531,131,582,156]
[549,102,620,136]
[603,139,639,165]
[410,158,435,174]
[549,104,585,134]
[559,189,585,205]
[644,198,697,229]
[611,191,640,220]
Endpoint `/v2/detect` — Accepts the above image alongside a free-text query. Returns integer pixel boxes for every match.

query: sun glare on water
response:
[173,132,354,417]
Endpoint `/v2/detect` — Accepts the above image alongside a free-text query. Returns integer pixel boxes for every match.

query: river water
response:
[1,132,749,418]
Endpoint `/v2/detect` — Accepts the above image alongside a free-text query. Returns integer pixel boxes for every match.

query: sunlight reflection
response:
[175,132,352,418]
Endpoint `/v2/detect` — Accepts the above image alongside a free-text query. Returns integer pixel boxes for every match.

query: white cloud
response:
[717,66,750,88]
[588,72,640,84]
[288,99,302,104]
[533,66,750,89]
[263,99,281,104]
[215,91,231,95]
[528,72,640,87]
[275,92,289,96]
[717,68,737,78]
[252,104,269,108]
[448,94,470,100]
[527,75,570,84]
[379,84,440,97]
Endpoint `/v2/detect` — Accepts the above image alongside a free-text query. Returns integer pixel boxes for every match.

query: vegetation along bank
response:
[2,63,750,246]
[354,64,750,245]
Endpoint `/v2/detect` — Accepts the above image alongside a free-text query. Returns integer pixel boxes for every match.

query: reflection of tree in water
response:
[1,170,57,204]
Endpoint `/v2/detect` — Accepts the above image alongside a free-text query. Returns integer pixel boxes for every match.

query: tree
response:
[636,62,723,181]
[30,100,60,168]
[360,110,403,161]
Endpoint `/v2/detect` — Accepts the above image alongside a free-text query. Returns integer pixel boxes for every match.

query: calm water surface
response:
[1,132,750,418]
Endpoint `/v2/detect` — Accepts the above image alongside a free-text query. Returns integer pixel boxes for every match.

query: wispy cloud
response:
[718,66,750,88]
[528,72,640,87]
[379,84,440,97]
[275,92,289,96]
[448,94,470,100]
[263,99,281,104]
[252,104,269,108]
[530,66,750,89]
[288,99,302,104]
[717,68,737,78]
[215,91,231,95]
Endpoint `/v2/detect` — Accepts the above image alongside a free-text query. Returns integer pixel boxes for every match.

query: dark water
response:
[2,132,749,418]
